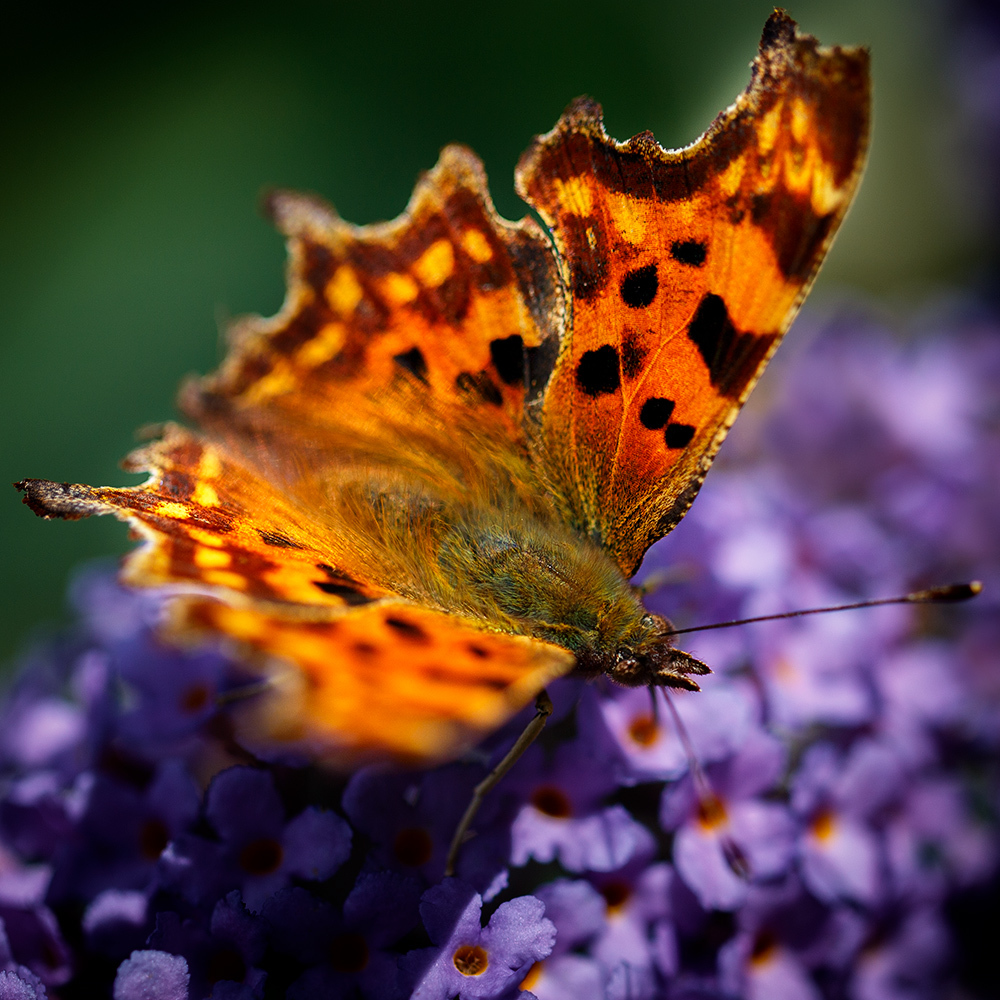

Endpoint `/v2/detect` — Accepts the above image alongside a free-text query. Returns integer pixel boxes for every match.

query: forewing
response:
[186,145,563,455]
[17,425,390,611]
[517,12,870,576]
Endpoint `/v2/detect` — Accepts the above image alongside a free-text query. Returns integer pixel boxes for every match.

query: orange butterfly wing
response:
[18,425,392,608]
[518,13,870,576]
[186,145,562,462]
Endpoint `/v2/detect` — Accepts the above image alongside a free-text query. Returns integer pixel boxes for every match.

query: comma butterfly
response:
[17,14,869,770]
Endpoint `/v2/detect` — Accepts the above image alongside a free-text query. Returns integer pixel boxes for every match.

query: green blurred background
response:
[1,0,989,665]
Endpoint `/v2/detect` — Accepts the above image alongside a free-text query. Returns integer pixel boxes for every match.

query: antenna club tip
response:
[910,581,983,603]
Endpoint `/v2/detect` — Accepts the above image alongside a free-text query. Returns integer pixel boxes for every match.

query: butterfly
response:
[17,12,869,770]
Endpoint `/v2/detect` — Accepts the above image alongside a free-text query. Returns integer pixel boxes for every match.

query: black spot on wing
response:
[620,330,648,380]
[421,666,508,691]
[687,294,734,383]
[160,470,195,500]
[576,345,620,397]
[258,530,302,549]
[560,213,609,299]
[751,192,772,225]
[455,371,503,406]
[670,240,707,267]
[753,185,837,281]
[524,335,561,403]
[778,207,836,281]
[686,293,777,399]
[313,580,374,606]
[385,616,431,643]
[312,564,374,605]
[639,397,675,430]
[489,335,525,386]
[620,264,658,308]
[393,347,429,383]
[665,423,695,449]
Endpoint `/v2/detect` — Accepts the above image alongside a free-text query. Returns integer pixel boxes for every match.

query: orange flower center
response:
[530,785,572,818]
[520,961,543,990]
[696,794,728,830]
[239,837,284,875]
[600,880,632,915]
[330,932,370,973]
[393,826,434,867]
[628,713,660,746]
[453,944,489,976]
[811,807,837,842]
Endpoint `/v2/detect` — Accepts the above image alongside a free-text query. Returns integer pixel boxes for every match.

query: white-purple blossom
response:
[401,881,555,1000]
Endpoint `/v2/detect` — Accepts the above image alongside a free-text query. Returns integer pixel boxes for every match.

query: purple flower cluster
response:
[2,309,998,999]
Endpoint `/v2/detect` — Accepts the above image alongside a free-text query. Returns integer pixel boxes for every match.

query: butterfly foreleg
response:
[444,688,554,877]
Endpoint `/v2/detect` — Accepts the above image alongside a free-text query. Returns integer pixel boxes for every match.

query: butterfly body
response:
[397,495,704,687]
[17,13,870,767]
[250,417,705,687]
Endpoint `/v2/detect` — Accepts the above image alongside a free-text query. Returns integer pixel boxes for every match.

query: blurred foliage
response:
[1,0,988,663]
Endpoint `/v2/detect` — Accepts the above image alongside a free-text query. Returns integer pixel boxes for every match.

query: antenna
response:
[659,687,750,879]
[665,582,982,637]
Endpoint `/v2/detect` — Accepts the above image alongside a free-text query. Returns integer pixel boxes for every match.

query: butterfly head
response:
[576,613,711,691]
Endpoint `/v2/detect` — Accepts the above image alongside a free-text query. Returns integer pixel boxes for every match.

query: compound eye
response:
[641,613,673,636]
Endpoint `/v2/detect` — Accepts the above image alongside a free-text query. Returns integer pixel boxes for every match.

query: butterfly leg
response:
[445,689,553,877]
